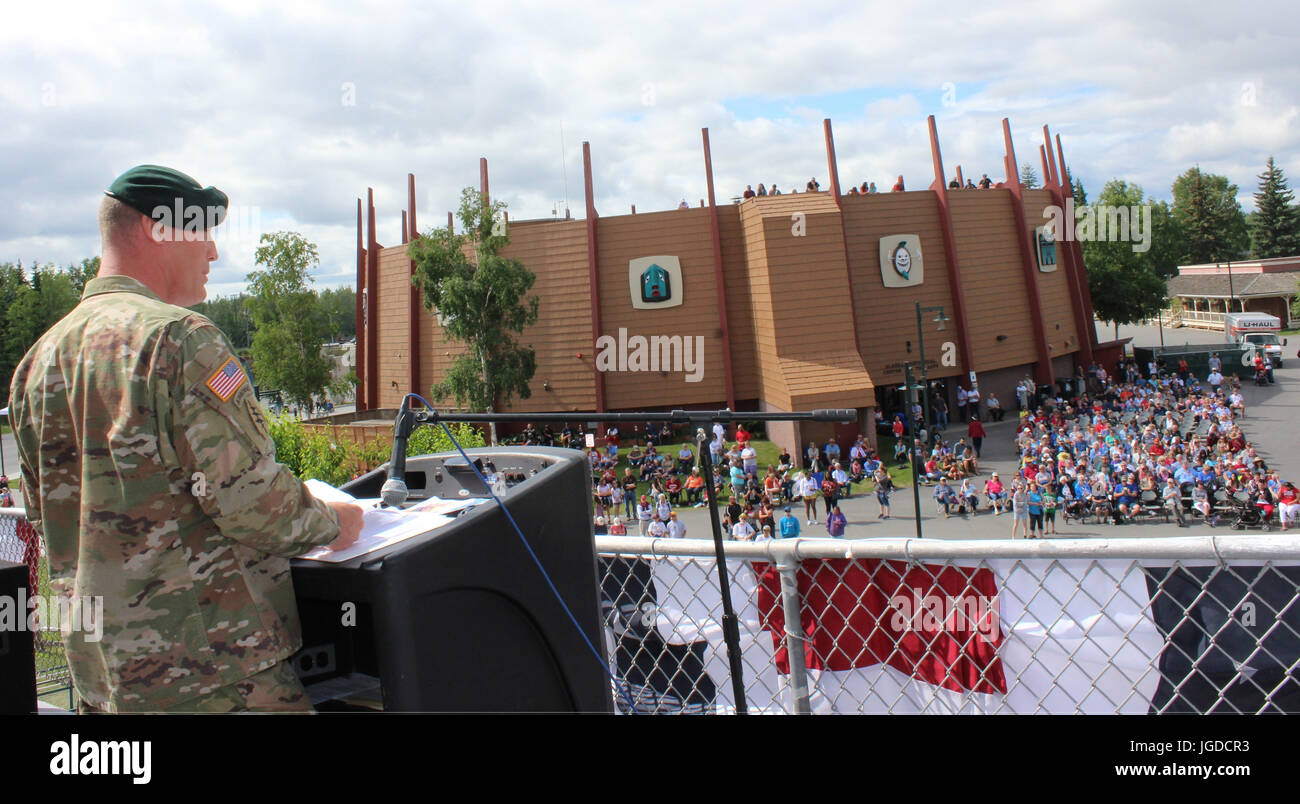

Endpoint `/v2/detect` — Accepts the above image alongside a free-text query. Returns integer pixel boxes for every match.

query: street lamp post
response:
[904,362,924,540]
[914,302,949,439]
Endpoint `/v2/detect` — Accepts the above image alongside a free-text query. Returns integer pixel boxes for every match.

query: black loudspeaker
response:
[291,447,611,713]
[0,561,38,713]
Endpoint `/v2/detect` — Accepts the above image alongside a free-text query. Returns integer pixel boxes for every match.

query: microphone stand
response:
[400,406,855,715]
[381,397,415,508]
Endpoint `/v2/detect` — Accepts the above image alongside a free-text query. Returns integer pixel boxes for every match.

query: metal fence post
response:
[776,556,812,714]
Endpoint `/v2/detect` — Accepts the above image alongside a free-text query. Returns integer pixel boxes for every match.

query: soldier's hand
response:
[326,501,365,550]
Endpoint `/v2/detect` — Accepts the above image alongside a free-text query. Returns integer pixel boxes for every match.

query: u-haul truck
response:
[1224,312,1285,367]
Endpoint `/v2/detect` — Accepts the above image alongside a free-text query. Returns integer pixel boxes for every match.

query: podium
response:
[0,561,37,713]
[290,447,611,713]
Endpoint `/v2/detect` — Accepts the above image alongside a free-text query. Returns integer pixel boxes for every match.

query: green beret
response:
[105,164,228,229]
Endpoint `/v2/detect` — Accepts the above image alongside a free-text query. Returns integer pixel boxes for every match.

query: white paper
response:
[299,479,488,563]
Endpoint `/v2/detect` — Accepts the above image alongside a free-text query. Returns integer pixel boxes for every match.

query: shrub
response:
[269,416,486,485]
[407,421,488,455]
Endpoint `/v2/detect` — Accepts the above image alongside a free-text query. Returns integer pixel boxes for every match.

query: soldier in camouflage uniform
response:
[7,165,362,712]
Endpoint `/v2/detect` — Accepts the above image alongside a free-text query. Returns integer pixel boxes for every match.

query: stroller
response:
[1227,491,1276,531]
[1255,366,1269,386]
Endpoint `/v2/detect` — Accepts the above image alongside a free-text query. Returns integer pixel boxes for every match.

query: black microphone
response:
[381,397,414,508]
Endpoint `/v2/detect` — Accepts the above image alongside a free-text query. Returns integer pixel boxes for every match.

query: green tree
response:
[409,187,540,443]
[1171,167,1249,264]
[66,257,99,295]
[1020,163,1040,190]
[1071,175,1088,207]
[1080,179,1178,338]
[34,268,79,328]
[1250,156,1300,258]
[317,286,357,342]
[247,232,333,410]
[192,294,254,350]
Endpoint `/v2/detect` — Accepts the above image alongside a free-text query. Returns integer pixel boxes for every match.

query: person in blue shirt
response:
[1114,475,1140,523]
[1027,482,1045,538]
[778,507,801,539]
[934,478,960,517]
[729,461,746,494]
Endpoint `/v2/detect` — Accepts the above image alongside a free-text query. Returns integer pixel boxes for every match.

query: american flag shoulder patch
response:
[205,357,247,401]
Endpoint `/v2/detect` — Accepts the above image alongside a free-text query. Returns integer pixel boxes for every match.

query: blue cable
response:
[402,394,639,714]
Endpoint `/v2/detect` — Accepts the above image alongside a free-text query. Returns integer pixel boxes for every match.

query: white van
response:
[1224,312,1285,367]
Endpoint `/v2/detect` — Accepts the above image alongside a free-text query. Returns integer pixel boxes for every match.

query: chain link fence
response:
[597,535,1300,714]
[0,508,74,704]
[9,501,1299,715]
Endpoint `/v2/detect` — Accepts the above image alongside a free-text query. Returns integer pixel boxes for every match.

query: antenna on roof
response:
[560,122,571,219]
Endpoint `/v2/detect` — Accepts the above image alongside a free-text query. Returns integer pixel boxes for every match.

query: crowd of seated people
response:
[992,369,1285,531]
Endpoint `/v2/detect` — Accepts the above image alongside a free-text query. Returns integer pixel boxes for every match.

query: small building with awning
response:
[1167,256,1300,330]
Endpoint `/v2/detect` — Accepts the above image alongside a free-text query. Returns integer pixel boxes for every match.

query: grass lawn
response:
[592,435,916,516]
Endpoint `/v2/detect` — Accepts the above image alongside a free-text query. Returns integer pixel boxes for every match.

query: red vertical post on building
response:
[702,128,736,410]
[1039,145,1052,188]
[926,115,974,378]
[1057,133,1098,355]
[823,118,842,200]
[408,173,421,402]
[956,165,965,187]
[480,157,490,205]
[824,118,861,350]
[366,188,380,409]
[583,142,607,416]
[1042,126,1061,188]
[1038,127,1092,366]
[355,198,367,411]
[1001,118,1054,386]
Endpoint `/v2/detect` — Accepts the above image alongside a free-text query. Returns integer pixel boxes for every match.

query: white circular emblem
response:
[892,243,912,279]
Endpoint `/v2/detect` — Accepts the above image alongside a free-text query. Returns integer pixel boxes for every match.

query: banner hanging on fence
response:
[598,552,1300,714]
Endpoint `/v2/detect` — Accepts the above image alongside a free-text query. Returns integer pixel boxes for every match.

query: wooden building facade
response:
[353,118,1098,456]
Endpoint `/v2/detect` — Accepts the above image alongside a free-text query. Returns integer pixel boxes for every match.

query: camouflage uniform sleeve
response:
[169,322,340,556]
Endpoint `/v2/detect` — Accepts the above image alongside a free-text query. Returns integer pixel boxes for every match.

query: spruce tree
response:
[1250,156,1300,258]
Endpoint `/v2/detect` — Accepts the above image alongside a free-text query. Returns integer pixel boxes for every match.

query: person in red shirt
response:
[1278,483,1300,531]
[735,424,750,446]
[891,175,905,192]
[665,474,683,506]
[968,416,987,458]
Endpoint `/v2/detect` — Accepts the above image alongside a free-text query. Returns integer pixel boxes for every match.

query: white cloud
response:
[2,0,1299,287]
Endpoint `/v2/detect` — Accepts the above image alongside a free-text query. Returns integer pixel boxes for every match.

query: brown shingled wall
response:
[495,219,596,412]
[376,248,411,409]
[841,191,960,387]
[594,207,729,409]
[948,189,1038,372]
[1021,188,1080,361]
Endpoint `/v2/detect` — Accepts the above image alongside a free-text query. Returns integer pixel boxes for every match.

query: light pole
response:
[904,362,924,540]
[914,302,949,439]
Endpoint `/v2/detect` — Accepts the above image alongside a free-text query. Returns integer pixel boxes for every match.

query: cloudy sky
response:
[3,1,1297,296]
